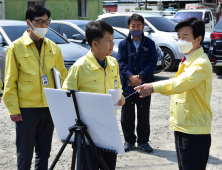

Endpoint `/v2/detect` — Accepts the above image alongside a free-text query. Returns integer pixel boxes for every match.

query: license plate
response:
[157,60,161,66]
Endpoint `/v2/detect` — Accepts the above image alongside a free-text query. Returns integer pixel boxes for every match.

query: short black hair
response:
[26,5,51,21]
[85,20,114,47]
[128,14,144,25]
[175,17,205,44]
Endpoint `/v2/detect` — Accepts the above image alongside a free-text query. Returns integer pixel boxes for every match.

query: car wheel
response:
[161,47,175,71]
[213,67,222,75]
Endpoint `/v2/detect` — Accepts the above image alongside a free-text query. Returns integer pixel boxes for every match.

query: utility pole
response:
[145,0,148,10]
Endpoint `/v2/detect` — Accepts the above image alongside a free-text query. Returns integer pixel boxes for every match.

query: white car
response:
[50,20,165,74]
[98,12,211,71]
[174,9,215,32]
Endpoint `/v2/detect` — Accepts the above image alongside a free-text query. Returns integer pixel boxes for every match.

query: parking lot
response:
[1,70,222,170]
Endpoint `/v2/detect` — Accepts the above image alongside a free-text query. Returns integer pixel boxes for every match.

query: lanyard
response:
[30,42,46,73]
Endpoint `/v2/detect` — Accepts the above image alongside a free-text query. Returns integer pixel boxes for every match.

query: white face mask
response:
[178,39,196,54]
[29,20,48,38]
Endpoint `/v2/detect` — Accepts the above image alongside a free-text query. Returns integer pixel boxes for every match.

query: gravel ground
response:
[0,70,222,170]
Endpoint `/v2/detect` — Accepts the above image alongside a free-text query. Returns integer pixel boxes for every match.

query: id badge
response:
[42,75,49,86]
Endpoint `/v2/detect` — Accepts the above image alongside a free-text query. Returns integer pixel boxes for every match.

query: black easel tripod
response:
[49,90,109,170]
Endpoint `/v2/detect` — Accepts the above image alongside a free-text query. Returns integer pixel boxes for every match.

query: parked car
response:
[163,11,177,16]
[0,20,89,83]
[98,12,211,71]
[50,20,126,58]
[174,9,215,32]
[165,7,178,12]
[50,20,165,74]
[208,17,222,75]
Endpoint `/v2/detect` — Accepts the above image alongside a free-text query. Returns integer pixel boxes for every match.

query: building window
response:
[27,0,44,9]
[78,0,87,17]
[125,9,130,12]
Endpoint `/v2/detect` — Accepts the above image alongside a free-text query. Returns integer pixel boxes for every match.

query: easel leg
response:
[83,128,109,170]
[71,132,78,170]
[82,137,92,170]
[49,132,73,170]
[77,133,82,170]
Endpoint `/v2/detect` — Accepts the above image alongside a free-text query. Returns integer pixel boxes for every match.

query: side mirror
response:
[144,26,151,32]
[62,33,68,39]
[205,18,210,24]
[72,34,85,40]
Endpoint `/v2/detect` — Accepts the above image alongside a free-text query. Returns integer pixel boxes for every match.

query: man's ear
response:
[197,36,202,44]
[127,25,130,29]
[92,41,98,50]
[26,19,32,29]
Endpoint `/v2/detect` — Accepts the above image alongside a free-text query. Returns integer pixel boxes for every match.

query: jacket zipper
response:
[130,39,145,55]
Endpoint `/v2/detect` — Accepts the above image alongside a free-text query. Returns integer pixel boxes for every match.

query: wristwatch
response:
[139,74,144,80]
[0,93,2,97]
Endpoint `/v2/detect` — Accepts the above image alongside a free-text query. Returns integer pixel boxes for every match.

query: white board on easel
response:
[43,88,125,154]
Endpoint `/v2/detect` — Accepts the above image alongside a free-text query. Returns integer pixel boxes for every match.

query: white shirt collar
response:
[184,47,200,59]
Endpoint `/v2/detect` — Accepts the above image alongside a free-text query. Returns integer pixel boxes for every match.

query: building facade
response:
[2,0,103,20]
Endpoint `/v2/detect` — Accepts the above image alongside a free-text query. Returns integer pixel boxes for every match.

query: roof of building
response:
[103,2,118,5]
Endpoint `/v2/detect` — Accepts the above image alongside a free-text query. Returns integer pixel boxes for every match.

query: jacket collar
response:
[87,50,115,70]
[183,47,204,67]
[127,32,145,45]
[23,30,49,46]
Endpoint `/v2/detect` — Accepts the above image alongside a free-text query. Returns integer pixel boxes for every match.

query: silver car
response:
[0,20,89,83]
[50,20,164,74]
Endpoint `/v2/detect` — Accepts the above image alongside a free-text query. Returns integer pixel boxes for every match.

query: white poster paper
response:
[109,87,122,111]
[44,88,125,154]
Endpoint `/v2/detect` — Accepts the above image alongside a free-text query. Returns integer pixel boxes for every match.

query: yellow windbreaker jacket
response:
[153,47,212,134]
[62,50,121,94]
[4,31,67,115]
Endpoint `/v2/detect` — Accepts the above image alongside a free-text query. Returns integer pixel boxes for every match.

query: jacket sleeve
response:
[55,49,67,84]
[152,61,209,96]
[62,63,81,91]
[140,40,157,78]
[116,60,122,90]
[117,42,133,79]
[0,69,3,90]
[3,45,20,115]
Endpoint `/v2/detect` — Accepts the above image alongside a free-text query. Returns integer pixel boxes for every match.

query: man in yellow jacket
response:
[135,17,212,170]
[3,5,67,170]
[62,20,125,170]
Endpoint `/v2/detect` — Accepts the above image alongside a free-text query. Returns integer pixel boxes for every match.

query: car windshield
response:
[174,12,203,21]
[145,17,176,32]
[78,24,126,39]
[2,25,68,44]
[171,18,181,23]
[215,17,222,31]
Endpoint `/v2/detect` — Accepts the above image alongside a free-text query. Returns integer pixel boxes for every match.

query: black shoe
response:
[137,143,153,153]
[124,142,135,152]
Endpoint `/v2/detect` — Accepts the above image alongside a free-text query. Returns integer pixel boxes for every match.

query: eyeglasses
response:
[33,19,51,25]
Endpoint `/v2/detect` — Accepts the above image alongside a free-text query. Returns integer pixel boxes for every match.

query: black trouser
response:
[16,108,54,170]
[121,95,151,145]
[174,131,211,170]
[81,147,117,170]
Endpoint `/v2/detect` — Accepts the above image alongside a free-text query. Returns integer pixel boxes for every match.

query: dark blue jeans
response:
[16,108,54,170]
[174,131,211,170]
